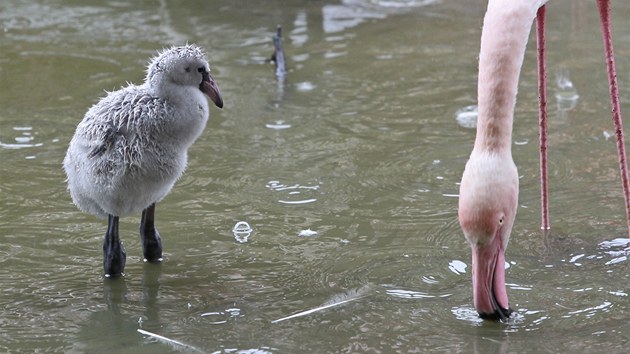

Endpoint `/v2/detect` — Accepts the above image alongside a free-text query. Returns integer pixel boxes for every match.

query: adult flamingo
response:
[458,0,629,320]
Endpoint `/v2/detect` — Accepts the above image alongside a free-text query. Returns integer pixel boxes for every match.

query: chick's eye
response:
[197,67,205,73]
[185,67,191,73]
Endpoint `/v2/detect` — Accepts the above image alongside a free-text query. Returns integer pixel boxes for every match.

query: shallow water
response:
[1,0,630,352]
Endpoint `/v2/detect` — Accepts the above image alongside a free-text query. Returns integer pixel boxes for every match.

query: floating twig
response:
[272,293,367,324]
[137,328,204,353]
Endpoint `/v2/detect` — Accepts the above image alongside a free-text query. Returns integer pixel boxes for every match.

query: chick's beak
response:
[200,71,223,109]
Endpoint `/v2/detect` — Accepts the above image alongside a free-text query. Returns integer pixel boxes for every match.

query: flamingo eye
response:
[499,216,504,225]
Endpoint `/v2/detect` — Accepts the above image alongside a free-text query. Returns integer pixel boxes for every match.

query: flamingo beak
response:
[200,71,223,109]
[471,232,512,321]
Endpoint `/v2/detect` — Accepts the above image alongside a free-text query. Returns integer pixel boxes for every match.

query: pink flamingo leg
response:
[596,0,630,240]
[536,5,550,231]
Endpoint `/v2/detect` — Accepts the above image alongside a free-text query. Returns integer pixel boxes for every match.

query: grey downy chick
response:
[63,44,223,277]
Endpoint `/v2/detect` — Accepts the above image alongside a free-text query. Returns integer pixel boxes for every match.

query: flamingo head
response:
[458,152,519,321]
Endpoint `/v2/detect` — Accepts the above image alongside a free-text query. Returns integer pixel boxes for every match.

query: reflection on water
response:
[266,180,320,205]
[1,0,630,352]
[598,238,629,265]
[323,0,439,33]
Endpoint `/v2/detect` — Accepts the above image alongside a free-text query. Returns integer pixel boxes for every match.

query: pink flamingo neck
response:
[475,1,543,154]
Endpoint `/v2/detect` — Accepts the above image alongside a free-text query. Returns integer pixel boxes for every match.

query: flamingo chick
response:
[458,0,547,320]
[63,44,223,277]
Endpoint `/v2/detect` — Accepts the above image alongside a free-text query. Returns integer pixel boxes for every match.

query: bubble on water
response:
[555,68,579,112]
[298,228,318,237]
[233,221,253,243]
[455,105,478,129]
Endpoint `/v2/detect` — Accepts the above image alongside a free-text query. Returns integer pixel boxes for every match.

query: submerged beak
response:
[471,233,512,321]
[200,71,223,109]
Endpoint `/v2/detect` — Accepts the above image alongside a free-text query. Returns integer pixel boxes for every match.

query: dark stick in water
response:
[271,25,287,82]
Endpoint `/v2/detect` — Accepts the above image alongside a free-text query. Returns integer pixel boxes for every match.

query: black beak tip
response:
[478,306,513,321]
